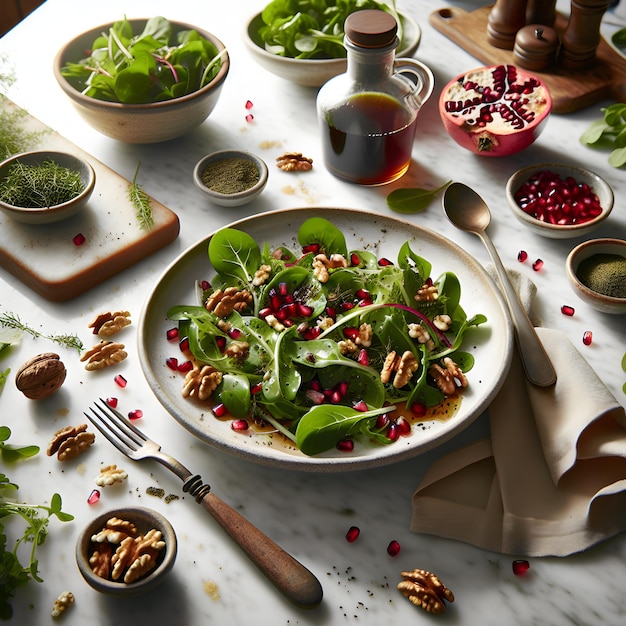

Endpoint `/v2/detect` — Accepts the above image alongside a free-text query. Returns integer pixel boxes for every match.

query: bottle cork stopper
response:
[345,10,398,48]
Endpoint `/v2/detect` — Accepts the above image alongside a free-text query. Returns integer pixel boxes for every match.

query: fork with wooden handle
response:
[85,398,323,608]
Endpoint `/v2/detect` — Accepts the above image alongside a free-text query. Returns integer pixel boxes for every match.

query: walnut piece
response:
[276,152,313,172]
[47,424,95,461]
[15,352,66,400]
[51,590,74,618]
[182,363,223,401]
[414,284,439,302]
[312,253,348,283]
[80,341,128,370]
[89,310,131,336]
[205,287,253,317]
[380,350,418,388]
[398,568,454,615]
[89,517,165,584]
[252,264,272,286]
[95,464,128,487]
[428,357,468,396]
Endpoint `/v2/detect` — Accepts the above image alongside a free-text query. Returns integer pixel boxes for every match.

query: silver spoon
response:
[443,182,557,387]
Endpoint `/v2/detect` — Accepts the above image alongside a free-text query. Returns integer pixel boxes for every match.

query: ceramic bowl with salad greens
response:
[53,17,229,143]
[244,0,421,86]
[138,208,513,472]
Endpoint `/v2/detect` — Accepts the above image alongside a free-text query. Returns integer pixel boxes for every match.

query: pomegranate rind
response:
[439,64,552,157]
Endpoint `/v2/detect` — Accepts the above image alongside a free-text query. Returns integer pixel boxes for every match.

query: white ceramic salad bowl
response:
[137,208,513,472]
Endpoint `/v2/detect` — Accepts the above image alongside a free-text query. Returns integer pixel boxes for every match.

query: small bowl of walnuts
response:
[75,506,177,595]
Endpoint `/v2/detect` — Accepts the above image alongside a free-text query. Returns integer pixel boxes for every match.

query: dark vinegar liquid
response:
[321,92,417,185]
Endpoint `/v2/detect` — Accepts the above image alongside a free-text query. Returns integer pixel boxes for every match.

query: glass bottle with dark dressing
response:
[316,10,433,185]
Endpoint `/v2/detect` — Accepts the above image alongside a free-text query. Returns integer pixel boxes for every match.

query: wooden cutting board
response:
[429,5,626,114]
[0,98,180,302]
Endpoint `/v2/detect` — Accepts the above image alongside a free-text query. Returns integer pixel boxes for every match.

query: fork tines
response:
[85,398,146,453]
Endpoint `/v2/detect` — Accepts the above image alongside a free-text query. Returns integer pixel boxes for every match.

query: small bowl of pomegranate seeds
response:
[566,238,626,315]
[76,506,177,595]
[506,163,613,239]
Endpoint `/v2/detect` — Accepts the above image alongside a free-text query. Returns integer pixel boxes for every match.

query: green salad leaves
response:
[258,0,403,59]
[580,103,626,168]
[0,428,73,620]
[61,16,226,104]
[168,217,486,456]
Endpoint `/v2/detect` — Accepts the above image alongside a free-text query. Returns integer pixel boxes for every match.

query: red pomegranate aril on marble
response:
[114,374,127,388]
[346,526,361,543]
[87,489,101,505]
[532,259,544,271]
[106,397,118,408]
[387,540,401,557]
[517,250,528,263]
[561,305,575,316]
[582,331,593,346]
[512,559,530,575]
[128,409,143,420]
[440,64,552,156]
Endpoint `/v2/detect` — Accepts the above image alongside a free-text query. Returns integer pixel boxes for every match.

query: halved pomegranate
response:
[439,64,552,157]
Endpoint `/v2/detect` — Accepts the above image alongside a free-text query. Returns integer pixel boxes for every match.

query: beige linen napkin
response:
[410,270,626,557]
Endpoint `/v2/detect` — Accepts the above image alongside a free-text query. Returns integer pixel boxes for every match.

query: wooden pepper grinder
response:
[560,0,611,69]
[526,0,557,26]
[487,0,528,49]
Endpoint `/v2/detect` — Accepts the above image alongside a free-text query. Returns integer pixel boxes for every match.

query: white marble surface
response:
[0,1,625,624]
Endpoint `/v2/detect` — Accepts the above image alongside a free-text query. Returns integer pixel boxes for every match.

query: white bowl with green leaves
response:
[244,5,421,87]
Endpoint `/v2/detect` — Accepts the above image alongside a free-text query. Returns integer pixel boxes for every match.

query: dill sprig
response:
[128,162,154,230]
[0,312,83,353]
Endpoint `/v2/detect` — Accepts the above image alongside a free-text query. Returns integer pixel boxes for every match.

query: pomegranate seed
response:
[301,326,322,340]
[336,439,354,452]
[228,327,242,339]
[378,257,393,266]
[517,250,528,262]
[338,381,349,396]
[87,489,100,505]
[329,390,342,404]
[302,243,320,254]
[396,416,411,436]
[353,399,368,412]
[350,253,361,266]
[357,349,369,366]
[245,99,253,109]
[245,114,254,123]
[166,357,179,370]
[561,305,575,316]
[179,336,190,352]
[259,307,272,319]
[128,409,143,420]
[106,397,118,408]
[166,327,179,341]
[231,419,249,431]
[355,288,370,299]
[345,526,360,543]
[114,374,127,388]
[387,540,401,557]
[73,232,86,246]
[387,422,400,442]
[213,403,227,417]
[376,413,390,429]
[532,259,544,271]
[296,302,314,317]
[512,559,530,575]
[411,402,427,418]
[251,383,262,395]
[200,280,210,290]
[306,389,326,404]
[177,360,193,373]
[582,331,593,346]
[216,336,227,351]
[514,170,603,225]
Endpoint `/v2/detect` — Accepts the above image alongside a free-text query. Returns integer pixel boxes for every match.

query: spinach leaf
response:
[298,216,347,256]
[209,228,262,284]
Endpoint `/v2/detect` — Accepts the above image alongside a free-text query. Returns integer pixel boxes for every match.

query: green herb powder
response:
[201,157,260,195]
[576,253,626,298]
[0,158,84,208]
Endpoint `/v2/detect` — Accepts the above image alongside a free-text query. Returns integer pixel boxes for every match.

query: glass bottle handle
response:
[392,58,434,104]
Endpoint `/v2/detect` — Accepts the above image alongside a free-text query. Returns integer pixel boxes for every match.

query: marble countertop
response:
[0,1,625,624]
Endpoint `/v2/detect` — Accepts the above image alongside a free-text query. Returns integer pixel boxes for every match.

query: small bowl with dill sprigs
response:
[193,150,268,207]
[0,150,95,224]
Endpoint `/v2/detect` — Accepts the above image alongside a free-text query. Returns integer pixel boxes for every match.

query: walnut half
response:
[398,568,454,614]
[276,151,313,172]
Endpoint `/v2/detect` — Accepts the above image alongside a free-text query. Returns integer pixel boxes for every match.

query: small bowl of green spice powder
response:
[0,150,95,224]
[566,238,626,315]
[193,150,268,207]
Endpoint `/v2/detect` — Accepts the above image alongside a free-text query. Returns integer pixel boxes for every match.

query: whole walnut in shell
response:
[15,352,66,399]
